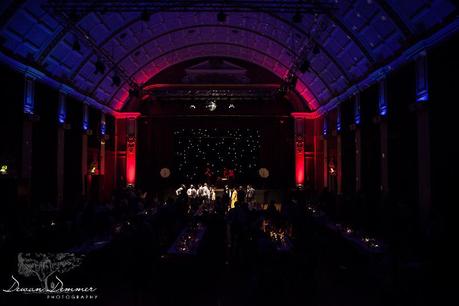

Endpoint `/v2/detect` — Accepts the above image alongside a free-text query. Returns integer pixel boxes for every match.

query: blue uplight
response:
[378,79,388,117]
[322,118,328,136]
[100,122,106,135]
[416,91,429,103]
[336,108,342,132]
[354,94,361,125]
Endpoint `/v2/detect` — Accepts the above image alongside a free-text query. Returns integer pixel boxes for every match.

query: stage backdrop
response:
[137,116,293,191]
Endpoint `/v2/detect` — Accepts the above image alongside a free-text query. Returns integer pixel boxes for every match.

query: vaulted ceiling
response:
[0,0,457,113]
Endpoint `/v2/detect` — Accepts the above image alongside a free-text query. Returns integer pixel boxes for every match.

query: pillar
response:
[378,77,389,194]
[126,116,138,186]
[415,51,431,230]
[322,116,328,188]
[21,76,35,181]
[81,104,89,195]
[113,117,118,189]
[56,91,66,208]
[99,113,106,176]
[336,107,343,194]
[354,93,362,192]
[292,114,305,186]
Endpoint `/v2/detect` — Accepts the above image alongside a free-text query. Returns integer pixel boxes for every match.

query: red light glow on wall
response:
[295,152,305,186]
[126,136,136,186]
[295,134,305,186]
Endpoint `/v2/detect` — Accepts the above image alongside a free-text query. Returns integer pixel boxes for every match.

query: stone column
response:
[354,93,362,192]
[378,77,389,195]
[126,115,139,187]
[322,116,329,189]
[21,76,35,181]
[81,104,89,195]
[292,114,305,187]
[113,117,118,189]
[99,113,106,176]
[336,107,343,194]
[415,51,431,231]
[56,91,66,209]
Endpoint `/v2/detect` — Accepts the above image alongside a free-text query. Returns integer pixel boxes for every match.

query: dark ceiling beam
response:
[106,42,322,111]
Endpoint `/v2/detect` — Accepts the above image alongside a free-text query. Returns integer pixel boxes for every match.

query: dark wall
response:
[0,64,23,178]
[32,81,58,207]
[429,33,459,236]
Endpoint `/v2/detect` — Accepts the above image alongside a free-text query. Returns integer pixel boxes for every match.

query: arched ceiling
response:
[0,0,457,113]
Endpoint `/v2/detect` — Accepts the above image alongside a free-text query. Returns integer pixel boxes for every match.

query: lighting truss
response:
[150,88,278,101]
[43,1,338,14]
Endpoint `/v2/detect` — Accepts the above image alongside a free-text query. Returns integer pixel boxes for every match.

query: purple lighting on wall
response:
[416,52,429,103]
[336,107,342,132]
[322,117,328,136]
[82,104,89,131]
[378,79,388,117]
[58,92,66,124]
[23,77,35,114]
[354,94,361,125]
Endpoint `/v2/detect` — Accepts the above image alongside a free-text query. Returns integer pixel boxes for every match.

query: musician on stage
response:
[246,184,256,210]
[202,183,210,204]
[204,164,213,183]
[230,187,238,209]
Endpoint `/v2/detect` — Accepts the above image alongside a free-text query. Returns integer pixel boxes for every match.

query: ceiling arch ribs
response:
[106,42,323,111]
[88,24,334,98]
[64,10,349,90]
[36,8,363,107]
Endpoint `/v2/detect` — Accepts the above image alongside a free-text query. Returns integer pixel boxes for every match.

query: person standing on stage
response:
[230,187,238,209]
[246,184,256,210]
[210,185,216,204]
[187,184,197,199]
[204,164,213,184]
[202,183,210,204]
[197,184,204,202]
[223,185,231,211]
[238,186,246,204]
[176,184,186,197]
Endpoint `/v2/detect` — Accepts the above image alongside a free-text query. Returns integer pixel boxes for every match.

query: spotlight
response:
[72,39,80,51]
[94,59,105,75]
[112,73,121,87]
[299,59,311,73]
[313,43,320,55]
[217,11,227,22]
[292,11,302,23]
[141,10,150,22]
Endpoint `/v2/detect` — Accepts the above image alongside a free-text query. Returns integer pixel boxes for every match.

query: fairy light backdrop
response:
[174,128,261,182]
